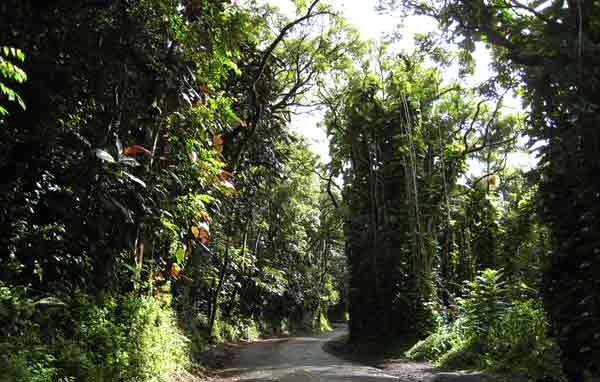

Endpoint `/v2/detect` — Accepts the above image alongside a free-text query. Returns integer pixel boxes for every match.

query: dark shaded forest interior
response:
[0,0,598,381]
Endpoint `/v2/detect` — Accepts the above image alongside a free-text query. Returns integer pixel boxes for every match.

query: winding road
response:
[218,325,502,382]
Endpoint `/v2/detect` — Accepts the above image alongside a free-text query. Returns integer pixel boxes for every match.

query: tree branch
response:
[255,0,323,85]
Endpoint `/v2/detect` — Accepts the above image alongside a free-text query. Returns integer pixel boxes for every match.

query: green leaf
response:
[122,171,146,188]
[34,297,67,307]
[175,246,186,264]
[95,149,116,163]
[119,157,140,167]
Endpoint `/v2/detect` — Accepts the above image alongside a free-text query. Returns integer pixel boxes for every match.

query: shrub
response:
[317,311,332,332]
[0,283,190,382]
[0,282,59,382]
[437,337,485,370]
[405,318,466,361]
[457,269,509,339]
[57,294,190,382]
[487,300,562,380]
[405,269,563,381]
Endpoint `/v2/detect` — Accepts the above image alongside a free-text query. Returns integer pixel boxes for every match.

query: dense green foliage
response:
[407,270,561,380]
[377,1,600,380]
[0,46,26,117]
[1,283,188,382]
[323,44,522,340]
[0,0,350,380]
[1,0,598,381]
[321,13,581,380]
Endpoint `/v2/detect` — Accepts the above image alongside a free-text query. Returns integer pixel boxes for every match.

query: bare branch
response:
[466,156,507,190]
[424,85,462,104]
[505,0,559,26]
[255,0,324,84]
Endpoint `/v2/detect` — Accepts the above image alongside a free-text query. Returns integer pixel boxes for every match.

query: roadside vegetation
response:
[1,1,598,381]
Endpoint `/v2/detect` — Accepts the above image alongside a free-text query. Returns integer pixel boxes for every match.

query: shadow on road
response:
[219,325,512,382]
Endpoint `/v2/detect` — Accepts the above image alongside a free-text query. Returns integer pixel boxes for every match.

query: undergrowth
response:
[0,282,189,382]
[0,279,335,382]
[406,269,563,381]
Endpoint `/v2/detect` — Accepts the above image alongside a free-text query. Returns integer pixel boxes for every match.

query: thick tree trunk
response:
[541,110,600,381]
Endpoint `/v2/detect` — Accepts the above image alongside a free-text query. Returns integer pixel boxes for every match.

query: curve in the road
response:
[219,325,397,381]
[218,325,512,382]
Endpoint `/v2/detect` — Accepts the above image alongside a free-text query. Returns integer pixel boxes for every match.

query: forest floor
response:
[204,324,519,382]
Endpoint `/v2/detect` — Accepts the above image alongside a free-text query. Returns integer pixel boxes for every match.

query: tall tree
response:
[323,45,518,340]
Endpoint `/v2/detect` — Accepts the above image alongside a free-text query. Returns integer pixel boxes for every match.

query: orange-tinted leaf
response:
[191,226,200,238]
[200,227,208,239]
[213,135,224,153]
[123,145,152,156]
[156,272,166,281]
[170,263,181,279]
[198,223,209,243]
[213,134,224,145]
[199,84,210,93]
[199,211,209,222]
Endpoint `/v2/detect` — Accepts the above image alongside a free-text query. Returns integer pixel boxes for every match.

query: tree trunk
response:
[208,244,230,341]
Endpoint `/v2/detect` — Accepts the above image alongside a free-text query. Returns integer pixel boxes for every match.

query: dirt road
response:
[218,325,502,382]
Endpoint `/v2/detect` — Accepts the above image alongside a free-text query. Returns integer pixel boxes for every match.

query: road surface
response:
[219,325,396,381]
[217,325,501,382]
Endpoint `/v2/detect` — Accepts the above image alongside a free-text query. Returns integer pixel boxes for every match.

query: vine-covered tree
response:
[323,44,518,341]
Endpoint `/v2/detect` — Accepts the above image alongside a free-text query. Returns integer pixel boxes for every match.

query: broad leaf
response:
[122,171,146,188]
[123,145,152,156]
[96,149,115,163]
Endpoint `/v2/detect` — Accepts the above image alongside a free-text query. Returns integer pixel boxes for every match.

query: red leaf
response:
[220,170,233,180]
[123,145,152,156]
